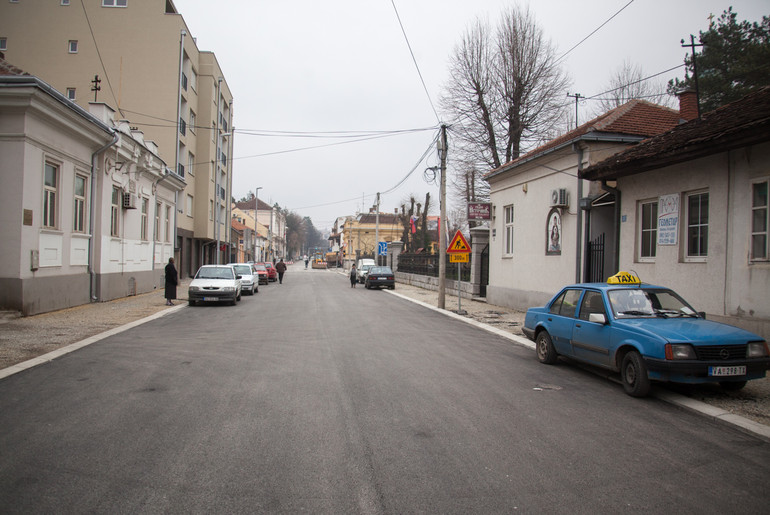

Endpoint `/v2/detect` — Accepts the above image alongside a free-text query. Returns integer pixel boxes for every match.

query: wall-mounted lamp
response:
[522,183,528,193]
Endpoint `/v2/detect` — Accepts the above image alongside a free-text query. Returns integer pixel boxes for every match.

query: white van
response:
[356,259,376,282]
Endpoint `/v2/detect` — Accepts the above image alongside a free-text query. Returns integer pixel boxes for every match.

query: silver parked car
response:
[188,265,242,306]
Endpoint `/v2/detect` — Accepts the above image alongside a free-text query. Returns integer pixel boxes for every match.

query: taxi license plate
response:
[708,366,746,377]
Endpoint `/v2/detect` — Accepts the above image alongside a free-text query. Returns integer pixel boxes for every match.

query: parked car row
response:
[188,262,276,306]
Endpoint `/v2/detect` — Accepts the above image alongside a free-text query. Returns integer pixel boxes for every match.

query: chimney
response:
[677,87,699,122]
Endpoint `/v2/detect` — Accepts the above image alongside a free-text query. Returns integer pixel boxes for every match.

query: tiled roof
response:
[234,198,271,211]
[582,86,770,180]
[231,219,249,231]
[358,213,400,225]
[486,99,679,179]
[0,56,29,76]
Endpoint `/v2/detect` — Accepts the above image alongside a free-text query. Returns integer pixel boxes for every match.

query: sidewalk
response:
[1,270,768,441]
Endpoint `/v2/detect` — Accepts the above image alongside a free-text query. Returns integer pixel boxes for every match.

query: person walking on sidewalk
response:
[275,258,287,284]
[349,264,357,288]
[164,257,179,305]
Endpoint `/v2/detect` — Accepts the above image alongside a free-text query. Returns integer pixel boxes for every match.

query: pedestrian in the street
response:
[275,258,287,284]
[350,264,357,288]
[164,257,178,306]
[305,256,309,269]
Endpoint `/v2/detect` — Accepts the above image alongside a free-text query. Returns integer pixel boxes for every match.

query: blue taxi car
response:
[522,272,770,397]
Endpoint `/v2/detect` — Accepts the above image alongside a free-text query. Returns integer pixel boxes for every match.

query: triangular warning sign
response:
[446,230,471,253]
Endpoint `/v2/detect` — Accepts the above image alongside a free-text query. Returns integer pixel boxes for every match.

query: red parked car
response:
[252,263,269,285]
[260,262,278,282]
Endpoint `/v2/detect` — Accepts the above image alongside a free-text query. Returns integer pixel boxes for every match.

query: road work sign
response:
[446,230,471,254]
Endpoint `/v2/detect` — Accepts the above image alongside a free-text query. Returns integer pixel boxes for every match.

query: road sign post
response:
[446,230,471,314]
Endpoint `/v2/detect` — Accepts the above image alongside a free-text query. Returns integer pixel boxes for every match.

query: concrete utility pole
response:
[438,124,447,309]
[254,187,262,261]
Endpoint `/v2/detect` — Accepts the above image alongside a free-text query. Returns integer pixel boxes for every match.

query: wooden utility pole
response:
[438,124,448,309]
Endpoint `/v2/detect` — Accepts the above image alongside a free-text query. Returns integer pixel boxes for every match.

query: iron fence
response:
[397,253,470,281]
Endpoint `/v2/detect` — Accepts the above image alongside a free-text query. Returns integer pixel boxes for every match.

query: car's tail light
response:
[665,343,697,360]
[747,341,769,358]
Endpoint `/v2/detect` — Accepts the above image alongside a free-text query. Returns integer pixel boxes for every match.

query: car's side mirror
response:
[236,275,242,279]
[589,313,607,324]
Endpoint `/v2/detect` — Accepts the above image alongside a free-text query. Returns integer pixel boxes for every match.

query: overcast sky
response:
[172,0,767,232]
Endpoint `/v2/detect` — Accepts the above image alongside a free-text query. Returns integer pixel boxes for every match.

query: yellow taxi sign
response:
[607,271,641,285]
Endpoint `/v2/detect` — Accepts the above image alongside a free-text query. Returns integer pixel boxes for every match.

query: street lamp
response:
[254,186,262,262]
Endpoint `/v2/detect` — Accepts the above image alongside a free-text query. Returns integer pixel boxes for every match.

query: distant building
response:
[0,0,234,278]
[233,198,286,262]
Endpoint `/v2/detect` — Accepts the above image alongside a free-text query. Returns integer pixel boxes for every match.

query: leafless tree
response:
[440,5,570,204]
[592,60,674,116]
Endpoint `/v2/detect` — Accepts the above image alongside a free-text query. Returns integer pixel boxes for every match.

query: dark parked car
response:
[522,271,770,397]
[364,266,395,290]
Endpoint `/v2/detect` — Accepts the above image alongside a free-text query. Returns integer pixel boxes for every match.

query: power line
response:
[555,0,635,65]
[390,0,440,123]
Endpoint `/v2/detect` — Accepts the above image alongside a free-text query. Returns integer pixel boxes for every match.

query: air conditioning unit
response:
[550,188,569,207]
[122,192,137,209]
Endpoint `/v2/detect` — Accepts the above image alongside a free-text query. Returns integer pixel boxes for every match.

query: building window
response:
[190,68,197,91]
[181,72,188,91]
[68,40,78,53]
[0,38,7,52]
[43,163,58,228]
[66,88,76,100]
[503,205,514,256]
[140,198,148,240]
[179,117,186,135]
[639,200,657,259]
[102,0,127,6]
[209,200,214,221]
[61,0,70,5]
[189,110,196,133]
[73,174,87,232]
[154,202,161,241]
[186,194,193,217]
[752,180,769,261]
[686,191,709,258]
[165,206,171,242]
[188,151,195,176]
[110,186,120,236]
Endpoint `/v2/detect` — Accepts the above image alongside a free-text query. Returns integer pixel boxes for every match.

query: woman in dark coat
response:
[349,264,357,288]
[164,257,178,305]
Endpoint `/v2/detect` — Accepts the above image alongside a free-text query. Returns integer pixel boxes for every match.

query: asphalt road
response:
[1,267,769,514]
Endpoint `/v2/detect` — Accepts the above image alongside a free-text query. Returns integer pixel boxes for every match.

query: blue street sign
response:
[378,241,387,256]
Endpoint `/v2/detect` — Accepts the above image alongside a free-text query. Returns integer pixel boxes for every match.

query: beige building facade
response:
[0,0,233,278]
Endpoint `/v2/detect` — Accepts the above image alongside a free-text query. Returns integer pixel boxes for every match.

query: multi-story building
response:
[233,198,287,262]
[0,0,233,278]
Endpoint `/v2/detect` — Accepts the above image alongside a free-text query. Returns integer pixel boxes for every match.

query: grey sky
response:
[172,0,768,231]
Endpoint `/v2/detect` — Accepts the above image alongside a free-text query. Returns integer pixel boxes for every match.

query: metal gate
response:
[480,244,489,297]
[586,233,605,283]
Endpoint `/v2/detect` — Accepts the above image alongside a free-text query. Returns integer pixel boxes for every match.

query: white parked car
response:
[188,265,242,306]
[227,263,258,295]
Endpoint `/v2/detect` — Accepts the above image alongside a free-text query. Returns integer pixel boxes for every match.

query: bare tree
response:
[440,5,570,203]
[592,60,673,116]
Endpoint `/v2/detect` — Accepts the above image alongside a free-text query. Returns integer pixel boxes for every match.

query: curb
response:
[385,288,770,443]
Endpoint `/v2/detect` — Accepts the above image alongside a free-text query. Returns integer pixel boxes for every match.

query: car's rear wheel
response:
[719,380,747,391]
[236,291,241,301]
[621,351,651,397]
[535,331,558,364]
